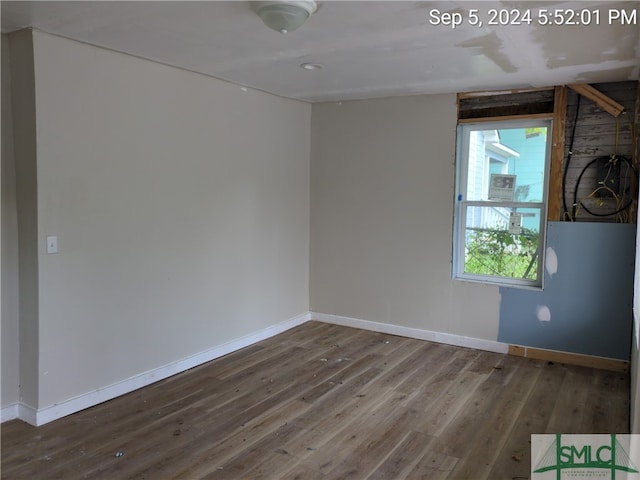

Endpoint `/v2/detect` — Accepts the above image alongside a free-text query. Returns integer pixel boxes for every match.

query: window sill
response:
[453,275,543,291]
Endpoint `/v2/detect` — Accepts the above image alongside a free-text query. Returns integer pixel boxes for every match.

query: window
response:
[453,119,552,288]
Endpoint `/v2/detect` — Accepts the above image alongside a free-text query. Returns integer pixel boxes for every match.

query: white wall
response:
[1,34,21,408]
[14,31,310,412]
[310,96,501,341]
[7,30,40,412]
[632,343,638,432]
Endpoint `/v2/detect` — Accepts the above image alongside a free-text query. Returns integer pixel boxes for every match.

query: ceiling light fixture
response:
[253,1,317,34]
[300,62,323,70]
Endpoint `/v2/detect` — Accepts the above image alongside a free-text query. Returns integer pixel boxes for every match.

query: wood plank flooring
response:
[1,322,630,479]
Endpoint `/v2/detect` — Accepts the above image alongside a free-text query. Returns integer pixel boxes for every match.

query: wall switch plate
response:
[46,235,58,254]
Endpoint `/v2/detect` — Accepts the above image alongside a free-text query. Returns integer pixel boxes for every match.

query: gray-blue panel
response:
[498,222,635,360]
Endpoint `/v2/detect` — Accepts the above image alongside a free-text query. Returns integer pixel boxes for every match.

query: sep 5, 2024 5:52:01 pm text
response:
[427,7,637,29]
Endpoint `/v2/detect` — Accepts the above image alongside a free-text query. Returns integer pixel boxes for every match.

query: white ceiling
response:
[2,1,639,102]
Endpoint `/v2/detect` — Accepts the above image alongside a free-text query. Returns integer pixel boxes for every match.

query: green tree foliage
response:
[465,228,539,280]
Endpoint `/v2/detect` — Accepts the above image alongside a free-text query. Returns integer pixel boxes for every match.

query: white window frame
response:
[453,118,552,289]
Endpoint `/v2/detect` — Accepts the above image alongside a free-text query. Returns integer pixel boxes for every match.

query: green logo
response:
[532,434,640,479]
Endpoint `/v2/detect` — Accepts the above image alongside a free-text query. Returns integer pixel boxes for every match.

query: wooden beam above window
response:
[458,89,554,121]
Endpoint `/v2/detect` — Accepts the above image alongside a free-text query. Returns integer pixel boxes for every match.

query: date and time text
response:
[428,7,637,29]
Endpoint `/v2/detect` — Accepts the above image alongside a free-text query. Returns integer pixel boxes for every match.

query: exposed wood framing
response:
[562,82,638,222]
[569,83,625,117]
[457,87,554,100]
[508,344,629,372]
[457,113,553,124]
[548,86,567,221]
[458,89,554,121]
[457,82,638,223]
[459,103,554,121]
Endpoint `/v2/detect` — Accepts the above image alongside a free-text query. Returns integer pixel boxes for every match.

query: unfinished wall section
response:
[498,221,635,360]
[562,82,638,222]
[513,83,637,360]
[461,82,638,363]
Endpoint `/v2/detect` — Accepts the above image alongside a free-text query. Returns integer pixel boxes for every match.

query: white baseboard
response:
[4,311,509,427]
[1,403,18,423]
[311,312,509,354]
[1,403,37,424]
[19,403,37,425]
[6,312,311,426]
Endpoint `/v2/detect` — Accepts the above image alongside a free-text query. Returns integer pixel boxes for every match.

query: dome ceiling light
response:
[300,62,323,70]
[252,1,318,34]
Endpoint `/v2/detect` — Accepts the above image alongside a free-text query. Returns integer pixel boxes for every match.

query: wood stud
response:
[549,85,567,221]
[569,84,625,118]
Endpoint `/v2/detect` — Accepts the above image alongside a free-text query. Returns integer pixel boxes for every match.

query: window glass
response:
[463,206,541,281]
[454,120,551,288]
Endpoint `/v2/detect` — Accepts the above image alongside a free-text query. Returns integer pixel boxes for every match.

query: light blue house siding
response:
[497,128,548,229]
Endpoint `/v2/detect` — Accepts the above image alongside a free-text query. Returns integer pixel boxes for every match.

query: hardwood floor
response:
[1,322,630,479]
